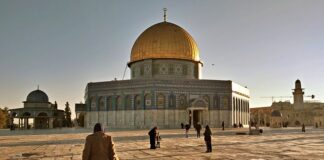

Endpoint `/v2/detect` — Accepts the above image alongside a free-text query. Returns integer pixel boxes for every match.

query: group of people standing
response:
[181,122,212,152]
[82,123,215,160]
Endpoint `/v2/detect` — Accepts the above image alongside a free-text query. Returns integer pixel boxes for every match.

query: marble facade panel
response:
[157,110,165,126]
[116,110,125,127]
[124,110,135,128]
[135,110,144,129]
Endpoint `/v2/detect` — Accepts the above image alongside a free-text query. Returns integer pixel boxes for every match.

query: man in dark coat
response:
[185,124,190,138]
[302,123,306,132]
[221,121,225,130]
[204,125,212,153]
[148,127,157,149]
[195,123,202,138]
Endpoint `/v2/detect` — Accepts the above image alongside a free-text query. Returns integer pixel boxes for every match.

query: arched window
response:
[38,112,48,117]
[157,93,165,109]
[116,96,122,110]
[222,96,229,109]
[134,95,141,110]
[193,100,207,108]
[11,112,17,117]
[178,94,187,109]
[125,95,132,110]
[22,112,31,117]
[99,97,105,111]
[106,96,113,111]
[169,94,176,108]
[213,95,219,109]
[203,95,210,107]
[144,94,152,109]
[90,97,96,111]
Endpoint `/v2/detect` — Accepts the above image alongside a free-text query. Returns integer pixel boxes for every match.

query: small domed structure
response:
[9,88,65,129]
[26,89,49,103]
[271,110,282,128]
[271,110,282,117]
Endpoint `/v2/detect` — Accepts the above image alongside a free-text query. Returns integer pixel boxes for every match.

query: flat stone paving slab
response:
[0,127,323,159]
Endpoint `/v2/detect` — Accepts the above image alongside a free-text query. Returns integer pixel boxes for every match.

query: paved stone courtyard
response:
[0,127,323,160]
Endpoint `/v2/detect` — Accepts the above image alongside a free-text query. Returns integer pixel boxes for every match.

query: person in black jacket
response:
[302,123,306,132]
[148,127,157,149]
[195,123,202,138]
[221,121,225,130]
[204,125,212,152]
[185,124,190,138]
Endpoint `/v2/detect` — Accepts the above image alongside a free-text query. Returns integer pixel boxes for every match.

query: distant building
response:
[251,79,324,128]
[9,89,65,129]
[75,103,86,127]
[79,16,250,129]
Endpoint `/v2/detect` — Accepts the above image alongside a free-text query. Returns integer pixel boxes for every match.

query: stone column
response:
[49,118,53,129]
[191,109,194,128]
[233,99,236,125]
[10,117,14,129]
[24,118,28,129]
[33,118,36,129]
[237,99,242,124]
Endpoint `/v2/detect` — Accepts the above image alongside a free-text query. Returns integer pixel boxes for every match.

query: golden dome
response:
[129,22,200,64]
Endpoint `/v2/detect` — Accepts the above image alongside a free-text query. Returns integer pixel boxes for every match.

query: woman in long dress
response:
[204,125,212,152]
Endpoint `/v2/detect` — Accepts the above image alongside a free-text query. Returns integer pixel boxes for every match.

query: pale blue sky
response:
[1,0,324,118]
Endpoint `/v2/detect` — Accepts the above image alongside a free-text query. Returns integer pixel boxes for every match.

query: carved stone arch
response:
[178,94,187,109]
[203,95,210,106]
[106,96,113,111]
[134,95,141,110]
[115,95,122,110]
[90,96,96,111]
[98,97,105,111]
[213,95,219,109]
[35,112,49,129]
[125,95,132,110]
[11,112,18,117]
[191,98,208,109]
[168,93,176,108]
[157,93,165,109]
[144,93,152,109]
[22,112,31,117]
[37,112,48,117]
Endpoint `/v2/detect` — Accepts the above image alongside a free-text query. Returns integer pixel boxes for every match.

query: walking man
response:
[302,123,306,132]
[82,123,119,160]
[221,121,225,130]
[195,122,202,138]
[185,124,190,138]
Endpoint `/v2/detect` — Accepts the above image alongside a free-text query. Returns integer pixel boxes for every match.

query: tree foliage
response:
[0,107,9,128]
[64,102,72,127]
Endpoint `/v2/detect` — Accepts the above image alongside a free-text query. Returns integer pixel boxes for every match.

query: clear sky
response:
[1,0,324,118]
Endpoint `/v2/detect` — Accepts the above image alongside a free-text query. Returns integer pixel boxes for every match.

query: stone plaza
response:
[1,127,323,160]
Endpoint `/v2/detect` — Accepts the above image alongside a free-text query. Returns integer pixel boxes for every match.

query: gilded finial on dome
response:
[163,8,167,22]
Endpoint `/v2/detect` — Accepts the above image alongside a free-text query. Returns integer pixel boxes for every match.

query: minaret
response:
[293,79,304,110]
